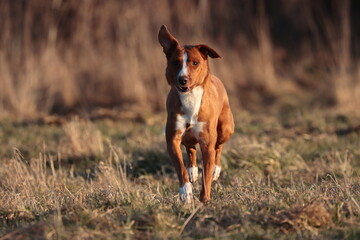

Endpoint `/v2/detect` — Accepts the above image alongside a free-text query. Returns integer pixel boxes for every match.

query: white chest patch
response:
[175,86,205,137]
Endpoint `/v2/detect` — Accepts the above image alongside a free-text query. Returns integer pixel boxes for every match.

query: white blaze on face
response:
[177,52,188,79]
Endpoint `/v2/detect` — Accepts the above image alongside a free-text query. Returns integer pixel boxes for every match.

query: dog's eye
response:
[192,61,198,66]
[172,61,180,66]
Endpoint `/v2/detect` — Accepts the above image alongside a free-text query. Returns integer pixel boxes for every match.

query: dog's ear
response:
[158,25,179,57]
[197,44,221,59]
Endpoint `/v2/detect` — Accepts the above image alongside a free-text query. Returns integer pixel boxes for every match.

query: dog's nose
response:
[178,77,188,86]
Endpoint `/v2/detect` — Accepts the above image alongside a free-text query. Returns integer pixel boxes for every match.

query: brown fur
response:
[159,25,234,203]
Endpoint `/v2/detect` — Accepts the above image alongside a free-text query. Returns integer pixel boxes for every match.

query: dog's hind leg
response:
[186,146,198,183]
[213,144,222,181]
[213,103,234,181]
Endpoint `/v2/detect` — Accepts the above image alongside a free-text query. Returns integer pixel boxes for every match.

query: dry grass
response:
[62,118,104,156]
[0,1,359,238]
[0,109,360,239]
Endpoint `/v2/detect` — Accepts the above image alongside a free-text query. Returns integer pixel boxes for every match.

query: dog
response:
[158,25,234,203]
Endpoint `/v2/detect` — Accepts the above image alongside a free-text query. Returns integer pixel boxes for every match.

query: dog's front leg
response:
[166,131,192,203]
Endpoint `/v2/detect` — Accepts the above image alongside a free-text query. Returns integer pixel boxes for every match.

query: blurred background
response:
[0,0,359,120]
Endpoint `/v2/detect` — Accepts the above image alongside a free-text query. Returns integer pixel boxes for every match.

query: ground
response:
[0,109,360,239]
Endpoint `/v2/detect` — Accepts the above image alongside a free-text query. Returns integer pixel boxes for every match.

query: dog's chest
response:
[175,87,205,136]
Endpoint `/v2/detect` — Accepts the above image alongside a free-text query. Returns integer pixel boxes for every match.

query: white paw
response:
[179,182,193,204]
[187,166,198,183]
[212,165,221,181]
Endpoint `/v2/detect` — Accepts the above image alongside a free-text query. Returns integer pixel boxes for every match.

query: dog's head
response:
[158,25,220,93]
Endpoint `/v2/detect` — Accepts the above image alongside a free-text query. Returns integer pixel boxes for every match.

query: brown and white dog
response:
[158,25,234,203]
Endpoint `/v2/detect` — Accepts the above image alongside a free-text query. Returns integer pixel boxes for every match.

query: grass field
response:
[0,109,359,239]
[0,1,359,239]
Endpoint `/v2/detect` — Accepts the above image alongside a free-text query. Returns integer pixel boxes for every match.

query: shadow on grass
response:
[45,154,102,181]
[131,149,174,177]
[53,149,174,181]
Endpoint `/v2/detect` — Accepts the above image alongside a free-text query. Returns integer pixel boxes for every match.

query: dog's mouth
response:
[176,86,191,93]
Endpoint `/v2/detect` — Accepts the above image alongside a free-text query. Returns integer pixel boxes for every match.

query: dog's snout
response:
[178,77,188,86]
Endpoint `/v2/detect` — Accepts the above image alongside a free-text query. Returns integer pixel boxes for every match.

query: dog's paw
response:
[187,167,198,183]
[212,165,221,181]
[179,182,193,204]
